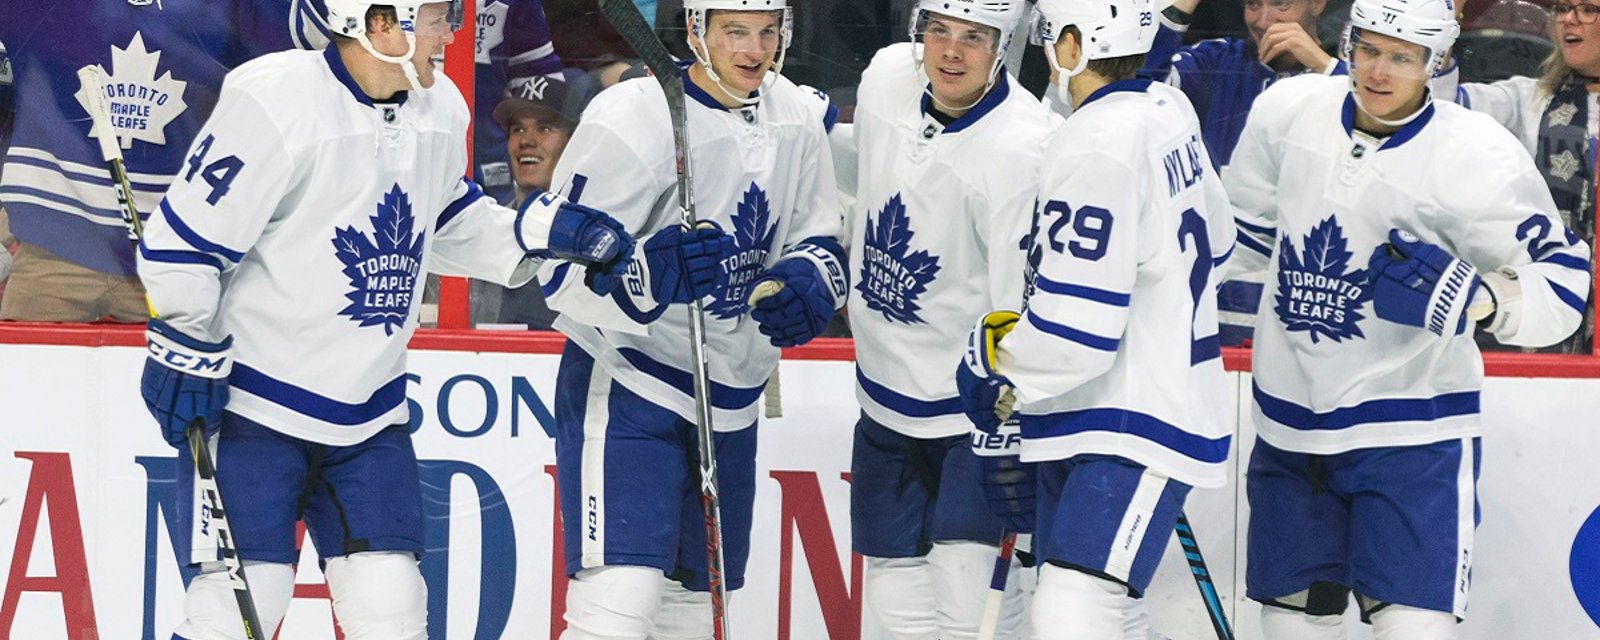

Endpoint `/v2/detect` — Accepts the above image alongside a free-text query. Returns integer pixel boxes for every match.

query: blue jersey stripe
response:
[617,347,765,411]
[1253,382,1479,431]
[856,368,964,418]
[1237,229,1272,257]
[1538,252,1590,272]
[542,262,572,297]
[232,364,407,426]
[1021,407,1231,464]
[1551,281,1588,315]
[4,154,172,193]
[1235,218,1275,236]
[436,179,485,232]
[160,199,247,263]
[1212,243,1235,268]
[1025,310,1121,352]
[0,185,126,221]
[138,241,223,271]
[1034,276,1132,307]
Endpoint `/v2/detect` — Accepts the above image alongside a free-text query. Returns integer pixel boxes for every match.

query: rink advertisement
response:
[2,330,1600,639]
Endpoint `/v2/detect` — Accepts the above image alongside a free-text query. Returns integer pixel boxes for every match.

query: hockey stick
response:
[78,65,266,640]
[1176,511,1235,640]
[595,3,731,638]
[977,531,1018,640]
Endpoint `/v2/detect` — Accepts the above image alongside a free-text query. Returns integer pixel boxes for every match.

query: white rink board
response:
[2,343,1600,639]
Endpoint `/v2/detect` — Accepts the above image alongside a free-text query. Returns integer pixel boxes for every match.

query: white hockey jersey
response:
[539,68,844,430]
[139,47,558,446]
[848,43,1057,439]
[998,80,1236,488]
[1225,74,1591,455]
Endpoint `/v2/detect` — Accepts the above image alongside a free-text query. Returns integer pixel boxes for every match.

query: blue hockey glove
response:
[1367,229,1481,337]
[971,422,1035,533]
[539,199,635,296]
[749,259,838,347]
[957,310,1020,434]
[140,319,232,448]
[605,221,734,306]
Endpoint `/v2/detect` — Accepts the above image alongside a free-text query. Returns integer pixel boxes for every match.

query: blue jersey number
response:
[183,135,246,206]
[1041,199,1114,261]
[1516,213,1578,261]
[1178,208,1221,365]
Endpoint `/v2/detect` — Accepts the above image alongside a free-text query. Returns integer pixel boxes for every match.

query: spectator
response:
[470,71,602,328]
[0,1,319,322]
[1456,0,1600,353]
[1146,0,1338,169]
[472,0,565,205]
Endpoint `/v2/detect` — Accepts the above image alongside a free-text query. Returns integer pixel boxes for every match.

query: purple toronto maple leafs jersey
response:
[0,0,326,276]
[471,0,564,204]
[138,48,562,446]
[847,43,1058,439]
[1224,74,1591,455]
[539,68,844,431]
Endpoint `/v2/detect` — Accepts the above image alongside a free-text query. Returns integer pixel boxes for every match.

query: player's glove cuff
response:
[957,311,1020,434]
[1475,267,1522,335]
[146,319,233,378]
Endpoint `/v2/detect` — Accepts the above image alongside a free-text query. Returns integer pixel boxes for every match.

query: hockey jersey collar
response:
[1340,92,1434,151]
[1078,79,1155,111]
[918,67,1011,135]
[679,61,760,111]
[323,46,409,109]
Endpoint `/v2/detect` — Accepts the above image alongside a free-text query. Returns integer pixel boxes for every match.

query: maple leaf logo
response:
[706,182,779,319]
[1274,215,1371,344]
[331,185,427,336]
[75,32,189,150]
[857,194,941,324]
[1020,198,1044,312]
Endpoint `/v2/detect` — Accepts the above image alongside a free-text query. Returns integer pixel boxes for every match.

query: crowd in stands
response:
[0,0,1590,350]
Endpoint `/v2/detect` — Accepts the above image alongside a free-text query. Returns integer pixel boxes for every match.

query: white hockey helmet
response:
[911,0,1028,111]
[1344,0,1460,78]
[684,0,794,106]
[325,0,464,38]
[1032,0,1158,79]
[324,0,464,93]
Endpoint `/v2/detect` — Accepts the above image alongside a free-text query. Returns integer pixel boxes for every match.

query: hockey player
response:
[536,0,848,637]
[956,0,1236,637]
[1451,4,1600,354]
[135,2,660,638]
[844,1,1053,637]
[1223,0,1591,636]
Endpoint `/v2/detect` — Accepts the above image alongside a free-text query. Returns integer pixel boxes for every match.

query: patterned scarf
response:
[1535,73,1596,353]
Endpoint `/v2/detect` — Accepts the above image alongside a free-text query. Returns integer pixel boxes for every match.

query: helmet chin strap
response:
[357,31,425,94]
[914,43,1004,114]
[1348,73,1433,130]
[689,39,774,107]
[1042,38,1089,102]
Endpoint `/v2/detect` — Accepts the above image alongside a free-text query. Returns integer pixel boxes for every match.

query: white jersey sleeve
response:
[428,177,543,288]
[1447,132,1590,347]
[999,132,1139,403]
[1220,74,1316,288]
[1457,75,1541,151]
[539,82,673,335]
[139,80,294,341]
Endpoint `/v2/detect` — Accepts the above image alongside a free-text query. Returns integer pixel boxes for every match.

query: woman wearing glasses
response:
[1458,0,1600,353]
